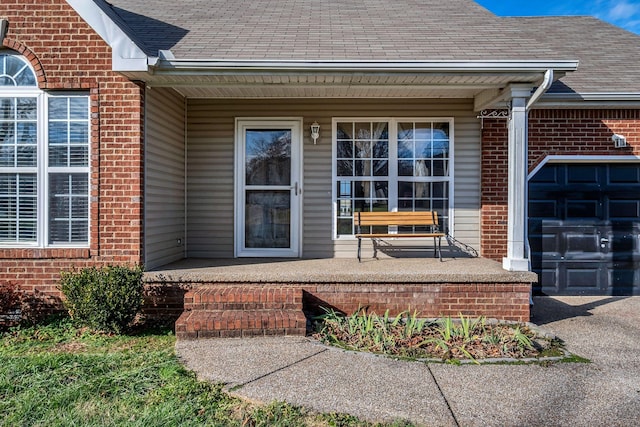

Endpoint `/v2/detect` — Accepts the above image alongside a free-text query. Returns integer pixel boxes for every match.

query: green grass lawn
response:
[1,318,410,427]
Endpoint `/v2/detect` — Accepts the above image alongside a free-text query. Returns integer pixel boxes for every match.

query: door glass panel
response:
[245,191,291,248]
[245,129,291,186]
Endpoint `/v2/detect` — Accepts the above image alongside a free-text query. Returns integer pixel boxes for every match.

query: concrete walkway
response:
[176,296,640,427]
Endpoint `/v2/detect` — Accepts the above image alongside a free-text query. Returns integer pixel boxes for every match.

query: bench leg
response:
[357,237,362,262]
[437,236,442,261]
[372,239,378,259]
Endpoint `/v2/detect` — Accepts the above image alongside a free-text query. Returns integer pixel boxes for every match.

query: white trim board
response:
[528,155,640,180]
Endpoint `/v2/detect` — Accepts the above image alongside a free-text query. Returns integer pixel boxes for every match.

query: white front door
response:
[235,119,302,257]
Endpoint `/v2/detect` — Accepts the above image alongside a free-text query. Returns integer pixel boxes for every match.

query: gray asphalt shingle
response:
[100,0,640,94]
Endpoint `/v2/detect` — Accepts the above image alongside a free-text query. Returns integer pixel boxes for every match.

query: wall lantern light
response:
[310,121,320,144]
[612,133,628,148]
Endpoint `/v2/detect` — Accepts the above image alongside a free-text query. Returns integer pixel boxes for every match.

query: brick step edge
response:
[185,302,303,311]
[175,309,308,340]
[183,286,303,310]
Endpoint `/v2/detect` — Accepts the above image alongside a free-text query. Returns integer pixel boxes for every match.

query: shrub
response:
[0,282,22,312]
[59,265,144,333]
[0,282,22,328]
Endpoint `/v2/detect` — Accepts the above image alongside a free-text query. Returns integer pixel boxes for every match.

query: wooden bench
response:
[355,211,445,262]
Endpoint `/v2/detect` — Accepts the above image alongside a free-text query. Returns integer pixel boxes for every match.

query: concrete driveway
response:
[176,296,640,427]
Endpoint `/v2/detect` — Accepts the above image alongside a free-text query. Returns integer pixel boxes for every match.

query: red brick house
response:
[1,0,638,333]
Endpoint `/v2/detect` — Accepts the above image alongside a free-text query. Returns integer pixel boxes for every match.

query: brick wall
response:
[0,1,145,309]
[304,283,531,322]
[481,109,640,260]
[480,119,509,261]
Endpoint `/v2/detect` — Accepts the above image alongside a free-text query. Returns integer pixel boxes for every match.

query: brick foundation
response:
[303,283,531,322]
[164,280,532,339]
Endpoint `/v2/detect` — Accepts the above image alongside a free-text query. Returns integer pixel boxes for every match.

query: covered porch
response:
[143,256,536,339]
[140,62,578,274]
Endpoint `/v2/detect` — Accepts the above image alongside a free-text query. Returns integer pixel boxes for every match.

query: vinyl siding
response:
[144,87,186,269]
[186,99,480,258]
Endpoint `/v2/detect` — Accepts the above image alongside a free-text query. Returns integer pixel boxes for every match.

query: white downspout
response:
[526,69,554,111]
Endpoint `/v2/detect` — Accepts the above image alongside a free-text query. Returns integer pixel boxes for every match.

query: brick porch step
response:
[175,285,307,339]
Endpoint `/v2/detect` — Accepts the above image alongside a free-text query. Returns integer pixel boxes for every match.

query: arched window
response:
[0,53,37,86]
[0,52,89,247]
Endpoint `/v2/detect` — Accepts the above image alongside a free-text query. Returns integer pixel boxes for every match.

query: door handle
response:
[294,182,299,196]
[600,237,609,249]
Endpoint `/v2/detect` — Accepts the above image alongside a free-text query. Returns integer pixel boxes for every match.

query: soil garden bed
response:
[312,308,566,364]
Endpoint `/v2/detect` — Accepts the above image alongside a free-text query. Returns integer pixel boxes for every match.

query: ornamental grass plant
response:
[314,307,562,363]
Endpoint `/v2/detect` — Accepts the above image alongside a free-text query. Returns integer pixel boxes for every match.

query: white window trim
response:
[44,93,91,248]
[331,117,455,240]
[0,89,91,248]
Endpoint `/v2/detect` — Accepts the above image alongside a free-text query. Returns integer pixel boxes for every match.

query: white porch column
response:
[503,86,533,271]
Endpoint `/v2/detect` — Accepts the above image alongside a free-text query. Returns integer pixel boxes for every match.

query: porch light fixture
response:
[612,133,628,148]
[310,121,320,144]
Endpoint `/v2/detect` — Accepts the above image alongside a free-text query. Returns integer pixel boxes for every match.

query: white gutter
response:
[526,69,553,111]
[531,92,640,108]
[152,59,579,74]
[66,0,149,71]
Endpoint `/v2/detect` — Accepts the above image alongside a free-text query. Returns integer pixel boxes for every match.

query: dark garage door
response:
[528,163,640,295]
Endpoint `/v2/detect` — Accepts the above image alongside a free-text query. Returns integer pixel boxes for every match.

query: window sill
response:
[0,248,91,259]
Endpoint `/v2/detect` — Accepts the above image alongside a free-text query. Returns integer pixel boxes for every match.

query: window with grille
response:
[333,118,452,237]
[0,52,89,246]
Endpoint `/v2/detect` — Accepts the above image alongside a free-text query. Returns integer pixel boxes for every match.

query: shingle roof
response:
[101,0,640,94]
[509,17,640,94]
[102,0,559,60]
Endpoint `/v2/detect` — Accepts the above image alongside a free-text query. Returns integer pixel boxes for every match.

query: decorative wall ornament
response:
[477,109,510,128]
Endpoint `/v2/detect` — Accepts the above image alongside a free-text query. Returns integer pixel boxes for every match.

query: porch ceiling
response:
[132,70,552,100]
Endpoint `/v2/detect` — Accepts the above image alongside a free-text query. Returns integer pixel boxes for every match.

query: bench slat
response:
[355,211,444,262]
[356,211,439,227]
[356,233,445,238]
[358,220,436,226]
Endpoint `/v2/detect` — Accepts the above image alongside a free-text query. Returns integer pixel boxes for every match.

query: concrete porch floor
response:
[145,256,537,284]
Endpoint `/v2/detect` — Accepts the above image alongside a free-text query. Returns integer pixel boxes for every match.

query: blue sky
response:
[476,0,640,34]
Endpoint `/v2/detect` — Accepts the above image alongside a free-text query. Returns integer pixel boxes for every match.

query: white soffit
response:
[128,59,578,100]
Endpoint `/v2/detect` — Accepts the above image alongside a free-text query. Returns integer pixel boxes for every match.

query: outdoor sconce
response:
[310,121,320,144]
[612,133,628,148]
